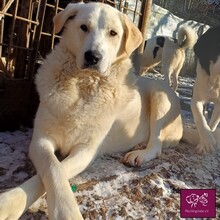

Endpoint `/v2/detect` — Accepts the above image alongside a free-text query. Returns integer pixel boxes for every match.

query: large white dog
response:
[0,2,185,219]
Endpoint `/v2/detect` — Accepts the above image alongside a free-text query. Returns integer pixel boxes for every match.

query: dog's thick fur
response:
[190,26,220,154]
[140,27,197,91]
[0,3,184,219]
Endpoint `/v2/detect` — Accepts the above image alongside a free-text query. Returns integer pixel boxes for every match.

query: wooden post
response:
[14,0,32,78]
[6,0,19,74]
[138,0,152,53]
[123,1,129,14]
[26,0,47,81]
[0,0,6,57]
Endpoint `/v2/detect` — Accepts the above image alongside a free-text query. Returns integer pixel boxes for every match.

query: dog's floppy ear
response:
[53,2,84,34]
[120,14,143,57]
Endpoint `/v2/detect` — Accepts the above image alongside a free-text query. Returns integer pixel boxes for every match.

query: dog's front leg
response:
[191,99,216,153]
[29,138,85,220]
[162,65,172,88]
[29,126,111,220]
[123,121,162,167]
[0,143,100,220]
[123,94,168,166]
[0,175,44,220]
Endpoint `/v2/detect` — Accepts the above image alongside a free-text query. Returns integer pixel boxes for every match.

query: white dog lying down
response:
[140,27,197,91]
[191,25,220,154]
[0,2,212,220]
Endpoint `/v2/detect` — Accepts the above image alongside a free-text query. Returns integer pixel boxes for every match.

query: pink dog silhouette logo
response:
[180,189,216,218]
[186,193,208,207]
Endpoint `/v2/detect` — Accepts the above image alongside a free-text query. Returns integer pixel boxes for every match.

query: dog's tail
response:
[177,26,197,49]
[182,126,220,146]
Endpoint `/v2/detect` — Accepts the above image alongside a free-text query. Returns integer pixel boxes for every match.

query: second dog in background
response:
[140,26,197,91]
[191,25,220,154]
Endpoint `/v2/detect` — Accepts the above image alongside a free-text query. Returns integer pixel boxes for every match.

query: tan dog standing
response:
[141,26,197,91]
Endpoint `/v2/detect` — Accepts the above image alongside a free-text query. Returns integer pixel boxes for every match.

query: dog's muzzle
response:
[84,50,102,68]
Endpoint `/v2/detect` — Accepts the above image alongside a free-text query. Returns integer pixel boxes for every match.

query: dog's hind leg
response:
[162,64,173,88]
[123,86,181,166]
[123,117,163,167]
[172,59,184,92]
[163,64,182,92]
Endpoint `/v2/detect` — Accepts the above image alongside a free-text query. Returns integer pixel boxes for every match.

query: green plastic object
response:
[71,184,77,192]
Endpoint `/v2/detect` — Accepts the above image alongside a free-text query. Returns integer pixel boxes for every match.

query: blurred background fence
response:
[0,0,219,131]
[154,0,220,26]
[0,0,150,131]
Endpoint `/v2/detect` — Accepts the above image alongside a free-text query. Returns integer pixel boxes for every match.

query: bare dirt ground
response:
[0,75,219,220]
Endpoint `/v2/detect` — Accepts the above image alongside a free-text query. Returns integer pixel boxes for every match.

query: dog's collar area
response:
[81,65,102,74]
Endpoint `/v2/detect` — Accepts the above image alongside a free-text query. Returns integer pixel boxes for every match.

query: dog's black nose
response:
[84,50,102,66]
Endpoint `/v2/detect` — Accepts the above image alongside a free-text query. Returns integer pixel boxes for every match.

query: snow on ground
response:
[0,74,220,220]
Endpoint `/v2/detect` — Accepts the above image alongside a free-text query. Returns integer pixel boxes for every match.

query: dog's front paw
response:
[53,204,83,220]
[0,188,27,220]
[54,209,83,220]
[123,150,144,167]
[123,144,162,167]
[50,192,84,220]
[197,131,217,154]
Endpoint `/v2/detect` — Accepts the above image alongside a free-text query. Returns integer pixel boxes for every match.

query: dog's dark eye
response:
[110,30,117,36]
[80,25,88,32]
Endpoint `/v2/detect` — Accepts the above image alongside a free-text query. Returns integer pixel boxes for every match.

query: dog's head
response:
[53,2,142,75]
